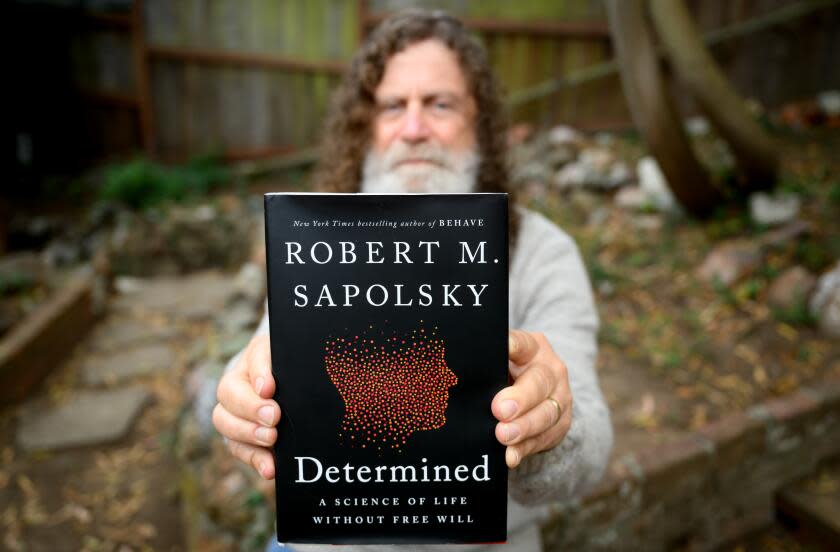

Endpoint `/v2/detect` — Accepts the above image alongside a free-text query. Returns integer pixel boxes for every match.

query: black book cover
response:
[264,192,509,544]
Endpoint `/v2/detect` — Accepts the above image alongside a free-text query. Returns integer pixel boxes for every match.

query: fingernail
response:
[506,447,520,467]
[508,335,516,353]
[255,426,272,444]
[259,461,267,477]
[500,399,518,420]
[258,405,275,426]
[503,424,520,443]
[255,376,264,395]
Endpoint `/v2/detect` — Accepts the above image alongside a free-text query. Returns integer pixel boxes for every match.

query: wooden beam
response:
[364,12,609,38]
[508,0,840,108]
[222,145,299,162]
[81,11,132,30]
[76,88,140,109]
[146,45,347,75]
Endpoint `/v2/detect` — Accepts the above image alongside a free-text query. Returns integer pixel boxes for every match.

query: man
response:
[213,10,613,551]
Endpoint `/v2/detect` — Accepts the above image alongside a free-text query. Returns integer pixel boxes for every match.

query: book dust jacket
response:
[264,193,509,544]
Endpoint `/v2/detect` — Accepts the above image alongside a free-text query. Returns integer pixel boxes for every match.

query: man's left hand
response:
[492,329,573,468]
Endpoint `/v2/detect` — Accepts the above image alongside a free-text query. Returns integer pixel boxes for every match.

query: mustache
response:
[382,144,455,171]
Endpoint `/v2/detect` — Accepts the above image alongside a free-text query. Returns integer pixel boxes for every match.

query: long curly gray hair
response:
[312,9,520,249]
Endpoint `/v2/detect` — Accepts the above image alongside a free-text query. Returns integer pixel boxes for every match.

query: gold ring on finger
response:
[546,397,563,424]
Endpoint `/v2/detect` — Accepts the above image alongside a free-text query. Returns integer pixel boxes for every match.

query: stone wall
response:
[542,379,840,551]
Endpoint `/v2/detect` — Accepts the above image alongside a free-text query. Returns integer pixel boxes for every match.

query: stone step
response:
[16,386,152,451]
[81,342,175,386]
[776,463,840,547]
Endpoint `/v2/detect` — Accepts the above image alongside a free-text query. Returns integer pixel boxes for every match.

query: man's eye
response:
[433,101,452,111]
[381,103,402,113]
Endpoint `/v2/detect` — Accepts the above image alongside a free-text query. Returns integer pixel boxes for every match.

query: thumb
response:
[247,335,275,399]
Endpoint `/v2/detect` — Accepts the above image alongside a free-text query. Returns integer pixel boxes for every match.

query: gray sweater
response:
[225,205,613,551]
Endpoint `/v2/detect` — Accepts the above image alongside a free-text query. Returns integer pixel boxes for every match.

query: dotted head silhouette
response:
[324,323,457,451]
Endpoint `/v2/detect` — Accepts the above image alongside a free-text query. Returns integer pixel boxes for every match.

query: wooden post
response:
[131,0,156,155]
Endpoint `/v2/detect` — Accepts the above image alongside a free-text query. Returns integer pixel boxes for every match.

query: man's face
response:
[362,39,479,194]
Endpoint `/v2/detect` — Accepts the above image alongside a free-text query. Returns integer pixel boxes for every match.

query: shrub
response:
[99,155,229,209]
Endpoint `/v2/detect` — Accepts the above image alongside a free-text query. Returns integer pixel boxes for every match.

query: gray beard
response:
[360,144,479,194]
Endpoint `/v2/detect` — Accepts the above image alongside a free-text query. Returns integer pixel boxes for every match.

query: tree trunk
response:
[650,0,778,193]
[605,0,724,216]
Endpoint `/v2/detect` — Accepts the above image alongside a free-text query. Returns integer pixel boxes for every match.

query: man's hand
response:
[492,329,573,468]
[213,335,280,480]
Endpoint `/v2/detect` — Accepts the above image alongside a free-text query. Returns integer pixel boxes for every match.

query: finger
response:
[217,370,281,427]
[492,361,558,422]
[213,403,277,447]
[246,335,275,399]
[506,409,572,468]
[508,329,540,366]
[227,439,276,480]
[495,395,565,445]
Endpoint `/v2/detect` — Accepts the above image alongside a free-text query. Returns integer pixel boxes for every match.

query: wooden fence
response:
[15,0,840,168]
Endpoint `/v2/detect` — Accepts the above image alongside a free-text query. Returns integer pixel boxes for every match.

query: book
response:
[264,192,509,544]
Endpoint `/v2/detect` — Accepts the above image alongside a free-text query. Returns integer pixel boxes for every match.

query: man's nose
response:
[399,105,430,144]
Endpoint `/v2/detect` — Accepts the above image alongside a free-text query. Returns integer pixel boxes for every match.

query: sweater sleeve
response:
[507,208,613,505]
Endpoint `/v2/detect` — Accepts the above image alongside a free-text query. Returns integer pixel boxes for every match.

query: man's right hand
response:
[213,334,280,480]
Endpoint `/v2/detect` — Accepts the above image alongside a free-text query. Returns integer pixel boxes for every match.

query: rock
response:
[544,144,576,169]
[231,262,266,306]
[759,220,812,249]
[186,361,225,440]
[519,181,548,203]
[0,252,46,292]
[89,317,180,352]
[632,214,664,232]
[768,266,816,310]
[219,300,260,333]
[511,160,552,185]
[112,270,238,321]
[749,192,800,226]
[637,156,681,213]
[587,206,611,228]
[108,203,253,277]
[614,186,649,210]
[42,238,83,267]
[205,466,255,528]
[607,161,633,188]
[552,148,624,191]
[597,280,615,297]
[113,275,146,295]
[553,161,589,190]
[697,240,762,286]
[579,147,615,174]
[16,387,151,451]
[569,190,598,213]
[810,261,840,337]
[86,200,121,230]
[685,116,711,137]
[218,331,254,360]
[547,125,584,147]
[82,343,175,385]
[817,90,840,117]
